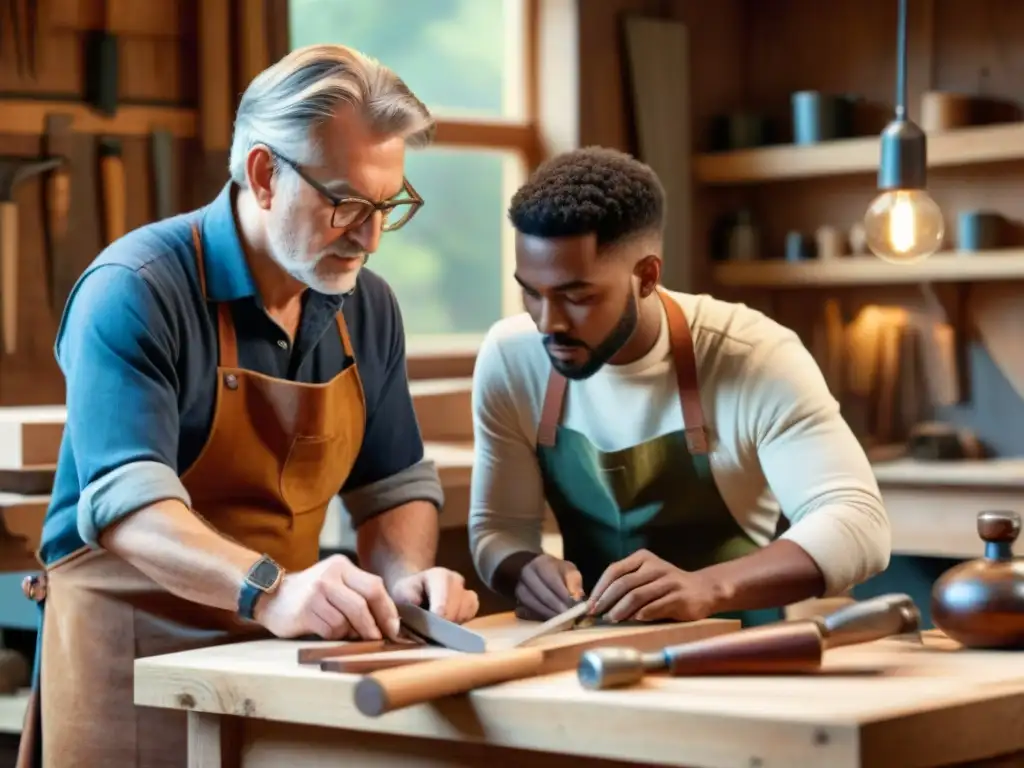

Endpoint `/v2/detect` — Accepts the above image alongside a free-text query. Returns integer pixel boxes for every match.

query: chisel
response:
[577,593,921,690]
[98,137,126,245]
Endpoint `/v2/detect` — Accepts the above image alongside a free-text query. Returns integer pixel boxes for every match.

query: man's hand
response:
[588,549,719,623]
[515,553,585,620]
[254,554,401,641]
[390,567,480,624]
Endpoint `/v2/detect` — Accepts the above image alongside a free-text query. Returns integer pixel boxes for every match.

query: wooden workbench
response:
[134,626,1024,768]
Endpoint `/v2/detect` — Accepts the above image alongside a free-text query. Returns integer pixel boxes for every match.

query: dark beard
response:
[546,292,638,381]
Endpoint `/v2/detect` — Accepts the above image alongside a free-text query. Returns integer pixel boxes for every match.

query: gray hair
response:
[228,44,436,186]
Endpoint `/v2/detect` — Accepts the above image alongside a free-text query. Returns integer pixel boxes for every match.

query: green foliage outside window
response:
[290,0,520,336]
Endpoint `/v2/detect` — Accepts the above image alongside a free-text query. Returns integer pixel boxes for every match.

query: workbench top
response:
[871,456,1024,488]
[134,627,1024,768]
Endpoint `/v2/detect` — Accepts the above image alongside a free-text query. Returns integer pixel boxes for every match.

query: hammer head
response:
[0,156,64,202]
[577,647,648,691]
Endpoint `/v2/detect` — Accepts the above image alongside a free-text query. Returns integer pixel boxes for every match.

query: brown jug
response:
[931,510,1024,649]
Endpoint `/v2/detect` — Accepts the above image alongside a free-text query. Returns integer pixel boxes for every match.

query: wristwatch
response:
[237,554,284,620]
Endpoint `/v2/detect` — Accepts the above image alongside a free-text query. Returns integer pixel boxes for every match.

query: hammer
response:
[0,156,64,354]
[577,593,921,691]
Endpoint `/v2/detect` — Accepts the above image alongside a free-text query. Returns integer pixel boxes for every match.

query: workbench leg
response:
[187,711,242,768]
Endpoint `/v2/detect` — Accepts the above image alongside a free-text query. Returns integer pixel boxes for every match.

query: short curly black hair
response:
[507,146,664,248]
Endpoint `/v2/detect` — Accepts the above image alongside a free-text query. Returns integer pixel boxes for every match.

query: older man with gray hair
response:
[19,44,477,768]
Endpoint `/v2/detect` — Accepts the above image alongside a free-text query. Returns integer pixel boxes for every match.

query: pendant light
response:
[863,0,945,263]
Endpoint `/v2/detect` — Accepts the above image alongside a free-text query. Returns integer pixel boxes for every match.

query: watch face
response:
[249,559,280,591]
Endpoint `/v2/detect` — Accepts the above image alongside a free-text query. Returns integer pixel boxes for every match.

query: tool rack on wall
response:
[0,0,277,741]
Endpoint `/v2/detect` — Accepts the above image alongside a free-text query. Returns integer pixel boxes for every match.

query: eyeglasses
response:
[271,151,424,232]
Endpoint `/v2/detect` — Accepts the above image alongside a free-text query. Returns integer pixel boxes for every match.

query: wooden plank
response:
[237,0,271,92]
[623,16,693,292]
[433,120,537,155]
[137,630,1024,767]
[0,100,196,138]
[410,378,472,443]
[49,0,183,37]
[316,611,735,674]
[0,407,66,469]
[712,252,1024,288]
[695,122,1024,185]
[197,0,233,151]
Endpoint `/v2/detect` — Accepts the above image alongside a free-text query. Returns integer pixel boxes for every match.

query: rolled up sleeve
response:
[340,288,442,526]
[57,264,189,547]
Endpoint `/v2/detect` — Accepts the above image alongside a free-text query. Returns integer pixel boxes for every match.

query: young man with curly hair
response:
[468,147,891,627]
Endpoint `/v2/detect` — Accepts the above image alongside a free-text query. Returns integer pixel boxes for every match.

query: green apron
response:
[535,289,782,627]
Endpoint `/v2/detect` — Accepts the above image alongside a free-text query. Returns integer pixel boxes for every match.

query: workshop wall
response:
[0,0,279,407]
[580,0,1024,459]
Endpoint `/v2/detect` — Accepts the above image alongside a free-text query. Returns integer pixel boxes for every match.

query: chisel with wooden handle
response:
[99,138,125,245]
[352,603,732,717]
[0,156,63,354]
[577,593,921,690]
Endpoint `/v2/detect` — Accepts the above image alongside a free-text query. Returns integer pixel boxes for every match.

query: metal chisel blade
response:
[508,601,592,649]
[395,603,488,654]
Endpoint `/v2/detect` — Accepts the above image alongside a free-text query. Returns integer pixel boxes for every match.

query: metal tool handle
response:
[818,593,920,649]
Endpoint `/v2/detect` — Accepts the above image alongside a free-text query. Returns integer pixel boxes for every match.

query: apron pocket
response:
[280,434,343,514]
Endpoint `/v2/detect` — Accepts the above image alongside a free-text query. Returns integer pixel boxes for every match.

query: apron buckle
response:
[21,573,47,602]
[685,427,709,454]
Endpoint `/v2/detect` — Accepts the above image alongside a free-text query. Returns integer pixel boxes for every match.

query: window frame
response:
[270,0,573,365]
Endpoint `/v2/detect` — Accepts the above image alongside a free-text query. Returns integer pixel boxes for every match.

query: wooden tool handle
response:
[101,153,125,245]
[354,647,545,717]
[0,202,18,355]
[46,168,71,240]
[664,620,824,676]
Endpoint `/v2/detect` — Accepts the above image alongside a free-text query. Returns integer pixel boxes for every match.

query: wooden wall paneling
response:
[0,0,209,406]
[194,0,234,206]
[714,0,1024,456]
[577,0,746,295]
[623,16,693,292]
[237,0,271,97]
[0,132,65,406]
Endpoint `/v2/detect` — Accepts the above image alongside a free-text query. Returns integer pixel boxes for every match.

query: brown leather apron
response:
[16,224,366,768]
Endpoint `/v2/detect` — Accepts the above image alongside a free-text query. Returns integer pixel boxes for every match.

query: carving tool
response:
[98,137,125,245]
[577,593,921,691]
[150,129,176,220]
[0,155,63,354]
[85,0,118,115]
[353,602,617,717]
[395,603,488,653]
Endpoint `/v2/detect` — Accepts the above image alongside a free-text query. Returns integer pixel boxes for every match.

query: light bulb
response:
[863,189,945,263]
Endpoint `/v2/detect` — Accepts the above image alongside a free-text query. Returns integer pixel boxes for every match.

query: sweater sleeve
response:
[742,334,892,596]
[467,329,548,590]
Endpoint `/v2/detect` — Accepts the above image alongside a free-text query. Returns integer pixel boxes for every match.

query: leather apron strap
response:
[190,224,354,362]
[536,289,709,454]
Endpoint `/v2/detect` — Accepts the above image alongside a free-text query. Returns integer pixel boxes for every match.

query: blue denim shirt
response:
[38,183,441,565]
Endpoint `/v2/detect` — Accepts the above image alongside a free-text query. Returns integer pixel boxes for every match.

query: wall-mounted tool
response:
[85,0,118,115]
[98,138,125,245]
[0,155,64,355]
[149,129,176,220]
[3,0,40,78]
[43,115,72,316]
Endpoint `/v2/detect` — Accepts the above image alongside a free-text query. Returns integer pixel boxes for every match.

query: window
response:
[288,0,538,342]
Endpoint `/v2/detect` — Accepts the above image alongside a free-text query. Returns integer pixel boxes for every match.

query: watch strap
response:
[237,554,282,620]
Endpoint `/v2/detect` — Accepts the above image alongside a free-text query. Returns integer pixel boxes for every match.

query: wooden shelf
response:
[712,251,1024,288]
[694,122,1024,185]
[872,458,1024,489]
[0,689,29,734]
[0,100,197,138]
